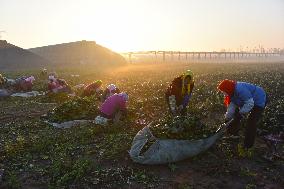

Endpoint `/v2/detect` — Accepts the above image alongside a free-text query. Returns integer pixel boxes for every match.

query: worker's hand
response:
[177,105,183,111]
[171,108,178,116]
[225,117,231,123]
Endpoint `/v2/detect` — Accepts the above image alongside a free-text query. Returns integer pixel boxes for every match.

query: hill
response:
[29,40,126,66]
[0,40,49,70]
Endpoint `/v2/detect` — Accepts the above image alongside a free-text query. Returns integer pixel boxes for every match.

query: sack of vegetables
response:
[150,116,215,140]
[129,116,229,164]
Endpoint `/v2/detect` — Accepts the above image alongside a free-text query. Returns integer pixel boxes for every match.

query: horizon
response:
[1,0,284,53]
[1,39,283,54]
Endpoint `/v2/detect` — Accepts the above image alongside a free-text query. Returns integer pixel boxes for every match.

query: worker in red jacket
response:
[165,70,194,116]
[82,80,103,97]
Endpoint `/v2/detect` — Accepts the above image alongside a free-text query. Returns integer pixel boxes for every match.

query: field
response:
[0,62,283,189]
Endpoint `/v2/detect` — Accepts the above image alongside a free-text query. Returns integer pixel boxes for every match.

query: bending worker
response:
[165,70,194,116]
[217,79,267,150]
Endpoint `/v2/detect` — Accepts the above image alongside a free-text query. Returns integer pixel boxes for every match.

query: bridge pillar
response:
[128,53,132,63]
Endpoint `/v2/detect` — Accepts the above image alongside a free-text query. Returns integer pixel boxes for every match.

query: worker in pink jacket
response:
[99,92,128,122]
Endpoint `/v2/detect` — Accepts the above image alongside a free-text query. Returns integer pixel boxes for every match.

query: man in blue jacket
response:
[218,79,267,150]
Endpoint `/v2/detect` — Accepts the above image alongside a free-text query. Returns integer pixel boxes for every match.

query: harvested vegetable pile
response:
[46,96,100,123]
[150,116,217,140]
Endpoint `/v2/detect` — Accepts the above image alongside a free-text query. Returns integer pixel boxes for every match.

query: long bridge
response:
[121,51,283,63]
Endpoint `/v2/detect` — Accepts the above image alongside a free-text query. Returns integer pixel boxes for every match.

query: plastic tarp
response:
[0,89,11,97]
[129,122,229,165]
[10,91,41,97]
[45,120,96,129]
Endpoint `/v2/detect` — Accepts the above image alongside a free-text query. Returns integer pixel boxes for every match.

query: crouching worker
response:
[0,74,12,97]
[101,84,120,102]
[0,73,8,88]
[13,76,35,92]
[217,79,267,151]
[96,92,128,125]
[48,75,72,94]
[82,80,103,97]
[165,70,194,116]
[40,68,48,78]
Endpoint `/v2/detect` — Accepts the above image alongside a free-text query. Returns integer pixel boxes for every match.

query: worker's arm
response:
[182,94,191,108]
[169,95,177,114]
[239,98,254,114]
[237,87,254,114]
[225,102,237,121]
[181,82,194,108]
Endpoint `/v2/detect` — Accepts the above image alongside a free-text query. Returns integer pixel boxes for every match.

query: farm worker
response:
[0,73,8,88]
[13,76,35,92]
[165,70,195,116]
[40,68,48,76]
[47,75,72,94]
[0,73,12,97]
[99,92,128,123]
[0,73,16,90]
[56,79,73,94]
[101,84,120,102]
[48,75,59,92]
[217,79,267,150]
[82,80,103,97]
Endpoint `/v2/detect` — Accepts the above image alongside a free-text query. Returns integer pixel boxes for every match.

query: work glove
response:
[177,105,183,112]
[171,109,178,116]
[169,95,177,113]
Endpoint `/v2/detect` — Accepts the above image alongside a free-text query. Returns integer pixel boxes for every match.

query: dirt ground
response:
[0,63,283,188]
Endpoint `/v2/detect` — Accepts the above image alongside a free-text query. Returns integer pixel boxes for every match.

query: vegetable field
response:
[0,62,283,189]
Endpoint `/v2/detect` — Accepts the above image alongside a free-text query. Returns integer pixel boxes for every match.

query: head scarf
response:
[181,70,194,95]
[49,72,57,78]
[25,76,35,83]
[94,80,103,86]
[48,75,56,82]
[107,84,117,92]
[118,92,129,101]
[217,79,236,107]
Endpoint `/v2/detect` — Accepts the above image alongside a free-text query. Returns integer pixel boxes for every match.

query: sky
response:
[0,0,284,52]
